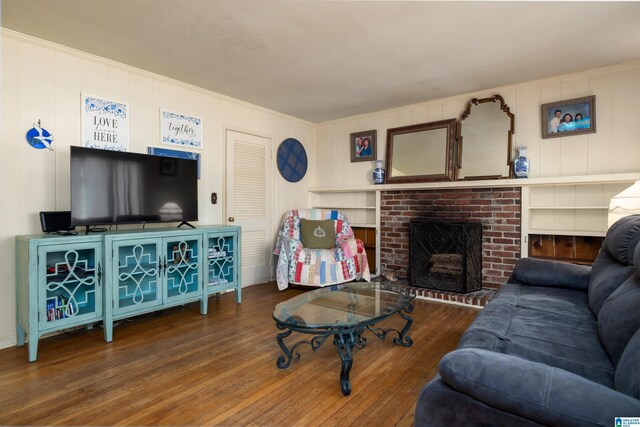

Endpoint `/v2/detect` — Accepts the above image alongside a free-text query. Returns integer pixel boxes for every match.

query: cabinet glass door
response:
[38,243,102,329]
[164,236,202,302]
[113,239,161,313]
[207,235,236,291]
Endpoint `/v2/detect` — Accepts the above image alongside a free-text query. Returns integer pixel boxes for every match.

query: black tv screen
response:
[70,146,198,226]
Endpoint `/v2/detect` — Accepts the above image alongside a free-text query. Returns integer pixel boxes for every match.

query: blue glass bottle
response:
[514,146,530,178]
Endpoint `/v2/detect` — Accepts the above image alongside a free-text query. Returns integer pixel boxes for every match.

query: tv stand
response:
[177,221,196,229]
[15,225,242,361]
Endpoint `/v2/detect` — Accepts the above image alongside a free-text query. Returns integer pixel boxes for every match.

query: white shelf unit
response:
[308,189,380,275]
[521,181,632,255]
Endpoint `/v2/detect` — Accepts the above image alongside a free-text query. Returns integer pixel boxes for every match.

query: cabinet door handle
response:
[228,217,235,222]
[163,255,168,276]
[158,255,162,277]
[97,262,102,287]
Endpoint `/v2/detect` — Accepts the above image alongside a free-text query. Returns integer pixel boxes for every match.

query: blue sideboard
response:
[15,225,241,361]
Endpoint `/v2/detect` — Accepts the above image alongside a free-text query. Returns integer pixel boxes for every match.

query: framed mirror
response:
[385,118,457,184]
[457,94,514,180]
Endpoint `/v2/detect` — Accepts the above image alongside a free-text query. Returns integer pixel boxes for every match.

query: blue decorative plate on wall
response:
[277,138,307,183]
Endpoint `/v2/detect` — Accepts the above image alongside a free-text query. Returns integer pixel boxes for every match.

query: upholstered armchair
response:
[274,209,371,290]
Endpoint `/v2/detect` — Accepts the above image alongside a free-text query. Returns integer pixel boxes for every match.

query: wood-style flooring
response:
[0,283,479,426]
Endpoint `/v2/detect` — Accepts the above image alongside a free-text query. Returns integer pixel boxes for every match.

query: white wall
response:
[0,29,315,348]
[315,60,640,186]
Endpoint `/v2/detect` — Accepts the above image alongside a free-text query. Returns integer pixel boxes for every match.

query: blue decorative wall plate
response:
[26,123,54,150]
[277,138,307,183]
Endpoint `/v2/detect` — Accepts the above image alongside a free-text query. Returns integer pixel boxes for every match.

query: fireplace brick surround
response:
[380,187,521,291]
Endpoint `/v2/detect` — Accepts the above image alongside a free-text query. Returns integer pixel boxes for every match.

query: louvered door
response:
[226,130,271,285]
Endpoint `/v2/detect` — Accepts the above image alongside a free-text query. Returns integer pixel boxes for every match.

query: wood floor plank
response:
[0,282,478,426]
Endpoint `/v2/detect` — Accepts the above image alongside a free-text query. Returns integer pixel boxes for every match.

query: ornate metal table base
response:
[275,303,414,396]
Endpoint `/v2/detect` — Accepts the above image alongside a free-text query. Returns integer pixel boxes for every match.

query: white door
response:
[225,130,271,286]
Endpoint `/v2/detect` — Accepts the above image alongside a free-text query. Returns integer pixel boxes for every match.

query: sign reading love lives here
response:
[82,94,129,152]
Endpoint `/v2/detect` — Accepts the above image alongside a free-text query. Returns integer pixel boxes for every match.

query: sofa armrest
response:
[508,257,591,290]
[439,348,640,427]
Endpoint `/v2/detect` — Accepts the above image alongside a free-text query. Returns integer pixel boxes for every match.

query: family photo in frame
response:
[350,130,377,162]
[541,95,596,139]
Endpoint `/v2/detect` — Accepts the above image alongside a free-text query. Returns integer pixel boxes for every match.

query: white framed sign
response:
[160,109,203,149]
[82,94,129,151]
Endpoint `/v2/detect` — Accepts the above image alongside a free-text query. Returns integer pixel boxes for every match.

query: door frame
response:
[222,125,275,282]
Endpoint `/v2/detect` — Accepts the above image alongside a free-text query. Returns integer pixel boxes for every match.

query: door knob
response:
[228,217,235,222]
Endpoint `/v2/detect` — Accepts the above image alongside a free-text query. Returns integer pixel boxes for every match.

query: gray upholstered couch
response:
[415,214,640,426]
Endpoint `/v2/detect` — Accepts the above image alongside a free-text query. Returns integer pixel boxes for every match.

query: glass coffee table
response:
[273,281,415,396]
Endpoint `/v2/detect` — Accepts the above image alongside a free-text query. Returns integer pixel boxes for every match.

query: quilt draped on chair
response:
[274,209,371,290]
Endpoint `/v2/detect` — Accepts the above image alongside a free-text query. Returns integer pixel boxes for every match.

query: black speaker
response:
[39,211,74,233]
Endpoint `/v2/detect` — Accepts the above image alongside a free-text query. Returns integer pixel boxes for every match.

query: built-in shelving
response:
[309,173,640,267]
[308,190,380,275]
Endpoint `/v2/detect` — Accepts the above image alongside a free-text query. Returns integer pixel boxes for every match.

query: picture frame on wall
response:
[541,95,596,139]
[82,94,129,151]
[148,146,201,179]
[160,109,203,149]
[350,130,377,162]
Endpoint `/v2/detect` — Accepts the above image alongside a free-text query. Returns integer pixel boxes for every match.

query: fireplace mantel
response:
[309,172,640,193]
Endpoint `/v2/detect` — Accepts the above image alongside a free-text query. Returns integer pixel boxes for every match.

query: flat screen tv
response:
[70,146,198,227]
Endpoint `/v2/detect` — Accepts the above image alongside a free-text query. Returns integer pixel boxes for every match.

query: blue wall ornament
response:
[26,121,54,150]
[277,138,307,183]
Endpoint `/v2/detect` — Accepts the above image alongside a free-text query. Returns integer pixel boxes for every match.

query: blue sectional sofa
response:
[415,215,640,426]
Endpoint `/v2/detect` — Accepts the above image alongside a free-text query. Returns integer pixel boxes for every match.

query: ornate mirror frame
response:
[385,118,458,184]
[456,94,514,180]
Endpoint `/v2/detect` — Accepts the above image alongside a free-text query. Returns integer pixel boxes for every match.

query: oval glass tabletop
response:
[273,281,414,330]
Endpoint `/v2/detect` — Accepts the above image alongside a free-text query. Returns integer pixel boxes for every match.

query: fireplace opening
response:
[409,221,482,293]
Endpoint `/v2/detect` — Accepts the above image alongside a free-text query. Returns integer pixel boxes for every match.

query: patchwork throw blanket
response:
[274,209,370,290]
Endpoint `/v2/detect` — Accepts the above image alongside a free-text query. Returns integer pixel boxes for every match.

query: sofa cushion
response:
[598,273,640,367]
[458,283,615,387]
[438,348,640,427]
[509,257,590,290]
[299,219,336,249]
[602,214,640,264]
[616,329,640,399]
[589,214,640,315]
[416,375,545,427]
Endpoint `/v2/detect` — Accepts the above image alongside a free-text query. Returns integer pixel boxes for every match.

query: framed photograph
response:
[160,109,203,149]
[148,146,201,179]
[350,130,377,162]
[82,94,129,151]
[541,95,596,139]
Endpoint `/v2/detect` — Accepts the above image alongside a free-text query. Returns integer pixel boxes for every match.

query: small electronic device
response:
[39,211,76,234]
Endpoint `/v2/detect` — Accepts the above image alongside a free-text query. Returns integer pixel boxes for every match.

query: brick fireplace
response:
[380,187,521,290]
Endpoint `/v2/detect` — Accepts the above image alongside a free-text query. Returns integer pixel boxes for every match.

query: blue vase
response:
[514,146,530,178]
[373,160,385,184]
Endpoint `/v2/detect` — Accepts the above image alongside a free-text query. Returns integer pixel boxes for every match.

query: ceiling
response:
[2,1,640,123]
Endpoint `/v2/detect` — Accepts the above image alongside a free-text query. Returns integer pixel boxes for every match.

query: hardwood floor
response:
[0,283,479,426]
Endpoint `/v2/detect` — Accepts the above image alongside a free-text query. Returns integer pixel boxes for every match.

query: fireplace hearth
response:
[409,221,482,293]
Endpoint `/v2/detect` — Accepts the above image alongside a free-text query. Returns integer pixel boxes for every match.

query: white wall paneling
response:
[0,29,315,349]
[315,60,640,188]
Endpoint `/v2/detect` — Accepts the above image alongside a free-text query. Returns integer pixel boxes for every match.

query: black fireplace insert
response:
[409,220,482,293]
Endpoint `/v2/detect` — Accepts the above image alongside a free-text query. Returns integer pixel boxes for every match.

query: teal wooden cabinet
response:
[103,230,205,341]
[16,235,104,362]
[16,226,241,361]
[203,226,242,314]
